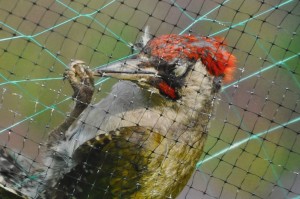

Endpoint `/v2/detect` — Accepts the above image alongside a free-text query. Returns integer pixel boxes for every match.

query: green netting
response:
[0,0,300,198]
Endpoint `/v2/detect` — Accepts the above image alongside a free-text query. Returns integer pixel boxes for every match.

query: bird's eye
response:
[173,62,188,77]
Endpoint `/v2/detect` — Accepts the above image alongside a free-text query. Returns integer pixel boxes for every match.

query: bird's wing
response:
[49,126,165,198]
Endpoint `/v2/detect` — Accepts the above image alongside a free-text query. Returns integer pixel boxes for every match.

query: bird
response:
[0,32,236,199]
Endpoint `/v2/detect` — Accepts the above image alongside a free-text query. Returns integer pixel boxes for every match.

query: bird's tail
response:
[0,147,45,198]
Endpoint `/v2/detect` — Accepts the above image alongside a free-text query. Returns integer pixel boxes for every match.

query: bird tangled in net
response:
[0,32,236,198]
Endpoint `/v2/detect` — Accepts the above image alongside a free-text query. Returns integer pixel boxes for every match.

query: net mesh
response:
[0,0,299,198]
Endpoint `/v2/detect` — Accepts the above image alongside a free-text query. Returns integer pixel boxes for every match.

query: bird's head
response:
[96,34,236,100]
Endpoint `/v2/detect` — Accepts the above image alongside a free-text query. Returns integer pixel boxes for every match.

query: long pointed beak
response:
[95,59,159,81]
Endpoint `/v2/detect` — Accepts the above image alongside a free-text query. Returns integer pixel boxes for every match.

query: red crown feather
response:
[146,34,236,82]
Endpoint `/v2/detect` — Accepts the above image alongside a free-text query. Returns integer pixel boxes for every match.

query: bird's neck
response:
[178,61,216,112]
[164,61,218,146]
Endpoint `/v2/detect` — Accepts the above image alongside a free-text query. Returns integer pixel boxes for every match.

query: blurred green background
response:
[0,0,299,198]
